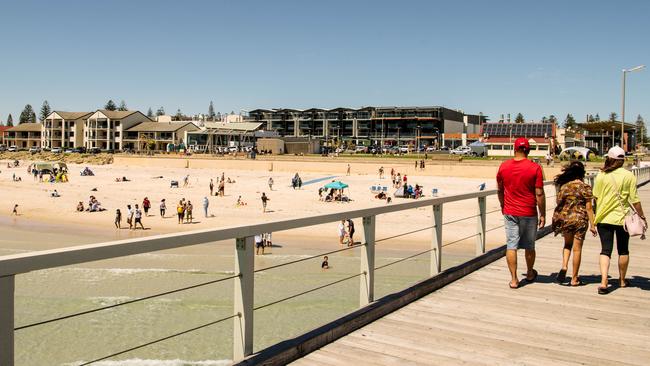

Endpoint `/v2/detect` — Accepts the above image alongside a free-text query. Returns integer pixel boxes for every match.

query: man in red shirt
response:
[497,138,546,289]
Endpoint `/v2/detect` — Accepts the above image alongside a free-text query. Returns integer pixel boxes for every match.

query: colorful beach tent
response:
[324,181,349,190]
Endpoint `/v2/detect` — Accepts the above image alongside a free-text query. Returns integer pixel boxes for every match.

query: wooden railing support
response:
[0,275,14,366]
[234,236,254,361]
[476,196,487,255]
[431,204,443,276]
[360,216,376,307]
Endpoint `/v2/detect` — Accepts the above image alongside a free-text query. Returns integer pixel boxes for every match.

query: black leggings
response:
[597,223,630,257]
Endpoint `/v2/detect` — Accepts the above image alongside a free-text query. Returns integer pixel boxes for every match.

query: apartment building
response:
[122,121,199,151]
[247,106,485,147]
[5,123,43,149]
[42,111,93,149]
[84,110,151,150]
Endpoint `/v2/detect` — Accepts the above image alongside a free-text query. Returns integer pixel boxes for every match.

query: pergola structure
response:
[578,121,637,153]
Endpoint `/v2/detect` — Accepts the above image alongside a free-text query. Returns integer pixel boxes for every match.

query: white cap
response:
[607,146,626,160]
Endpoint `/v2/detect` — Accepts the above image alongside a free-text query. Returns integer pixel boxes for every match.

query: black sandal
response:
[556,269,567,283]
[598,287,609,295]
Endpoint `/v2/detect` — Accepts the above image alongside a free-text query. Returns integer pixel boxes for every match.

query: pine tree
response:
[147,107,154,118]
[118,100,128,111]
[104,100,117,111]
[548,115,557,125]
[541,116,548,123]
[564,114,577,130]
[587,114,595,123]
[175,109,183,121]
[208,101,216,121]
[156,107,165,116]
[514,113,525,123]
[19,104,37,124]
[6,114,13,127]
[609,112,618,122]
[595,113,601,121]
[636,115,646,145]
[39,100,52,121]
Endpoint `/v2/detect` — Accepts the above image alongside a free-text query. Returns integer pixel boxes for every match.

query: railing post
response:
[233,236,254,361]
[476,196,487,255]
[431,204,443,276]
[0,275,15,366]
[360,216,375,307]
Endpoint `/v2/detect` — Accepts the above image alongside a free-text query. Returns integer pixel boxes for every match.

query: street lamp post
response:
[621,65,645,148]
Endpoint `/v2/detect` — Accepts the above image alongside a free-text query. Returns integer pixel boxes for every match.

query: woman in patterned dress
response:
[551,161,597,286]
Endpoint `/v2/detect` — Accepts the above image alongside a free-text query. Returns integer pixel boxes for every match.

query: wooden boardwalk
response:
[291,186,650,366]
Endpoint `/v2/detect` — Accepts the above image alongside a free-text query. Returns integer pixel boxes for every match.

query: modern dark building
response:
[247,106,486,148]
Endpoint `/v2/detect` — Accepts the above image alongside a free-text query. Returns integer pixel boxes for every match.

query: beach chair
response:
[170,180,179,188]
[382,186,388,192]
[370,185,377,192]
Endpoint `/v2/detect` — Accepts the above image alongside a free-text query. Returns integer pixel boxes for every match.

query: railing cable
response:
[77,313,237,366]
[254,272,364,311]
[15,274,239,331]
[255,242,364,273]
[374,248,435,271]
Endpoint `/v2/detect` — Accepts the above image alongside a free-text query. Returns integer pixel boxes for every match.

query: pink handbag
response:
[610,175,647,238]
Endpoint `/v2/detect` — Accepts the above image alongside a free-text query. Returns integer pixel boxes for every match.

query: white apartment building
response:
[42,111,92,149]
[84,110,151,150]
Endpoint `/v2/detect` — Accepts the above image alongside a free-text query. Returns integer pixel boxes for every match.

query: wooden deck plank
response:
[289,185,650,365]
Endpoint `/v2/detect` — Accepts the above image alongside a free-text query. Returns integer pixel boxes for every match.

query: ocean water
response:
[4,221,479,366]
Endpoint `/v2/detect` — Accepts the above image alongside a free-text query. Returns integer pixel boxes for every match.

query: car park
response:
[354,146,368,153]
[28,147,41,153]
[51,147,62,153]
[71,147,86,153]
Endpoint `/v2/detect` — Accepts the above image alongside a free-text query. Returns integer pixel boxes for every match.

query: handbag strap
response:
[607,173,637,215]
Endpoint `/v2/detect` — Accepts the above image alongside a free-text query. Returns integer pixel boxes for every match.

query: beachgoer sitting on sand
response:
[321,256,329,269]
[236,196,247,206]
[227,177,235,183]
[77,202,84,212]
[51,190,60,197]
[375,191,387,200]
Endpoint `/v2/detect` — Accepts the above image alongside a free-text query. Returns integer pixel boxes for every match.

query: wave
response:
[65,359,231,366]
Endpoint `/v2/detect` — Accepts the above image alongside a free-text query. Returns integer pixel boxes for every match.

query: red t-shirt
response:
[496,158,543,217]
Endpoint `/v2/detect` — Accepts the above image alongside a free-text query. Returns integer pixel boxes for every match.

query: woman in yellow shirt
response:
[592,146,646,295]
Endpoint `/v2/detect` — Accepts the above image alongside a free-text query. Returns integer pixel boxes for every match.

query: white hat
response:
[607,146,626,160]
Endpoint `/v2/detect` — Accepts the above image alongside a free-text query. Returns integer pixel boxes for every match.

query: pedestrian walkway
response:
[291,185,650,365]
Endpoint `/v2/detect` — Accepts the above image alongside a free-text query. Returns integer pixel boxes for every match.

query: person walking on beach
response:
[338,220,347,245]
[186,201,193,223]
[593,146,646,295]
[209,179,214,196]
[379,166,384,179]
[12,204,18,216]
[346,164,351,176]
[347,218,355,246]
[159,199,166,217]
[202,196,209,217]
[183,175,189,188]
[261,192,269,213]
[255,234,264,255]
[133,204,145,230]
[176,200,185,224]
[551,161,597,286]
[115,209,122,229]
[268,177,274,191]
[126,204,134,229]
[142,197,151,217]
[497,138,545,289]
[415,160,418,170]
[219,179,225,197]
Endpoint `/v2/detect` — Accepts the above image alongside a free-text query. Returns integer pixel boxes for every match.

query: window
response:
[538,145,549,150]
[115,131,120,137]
[491,144,502,150]
[114,121,120,127]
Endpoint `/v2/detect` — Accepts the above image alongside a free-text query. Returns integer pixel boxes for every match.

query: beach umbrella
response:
[324,181,349,190]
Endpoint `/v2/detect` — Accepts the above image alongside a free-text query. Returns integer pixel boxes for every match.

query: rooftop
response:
[126,121,198,132]
[7,123,43,132]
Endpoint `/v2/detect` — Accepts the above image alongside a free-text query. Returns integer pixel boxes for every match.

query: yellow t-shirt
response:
[593,168,640,225]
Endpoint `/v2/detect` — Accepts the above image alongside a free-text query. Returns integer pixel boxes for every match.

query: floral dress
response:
[552,180,593,240]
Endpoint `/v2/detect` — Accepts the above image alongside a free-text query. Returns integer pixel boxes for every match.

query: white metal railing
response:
[1,166,649,365]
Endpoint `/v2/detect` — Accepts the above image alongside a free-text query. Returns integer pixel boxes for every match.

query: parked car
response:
[8,146,17,152]
[228,146,238,153]
[88,147,101,154]
[398,145,410,153]
[28,147,41,153]
[425,146,436,152]
[0,145,6,152]
[64,148,73,154]
[71,147,86,153]
[51,147,62,153]
[354,145,368,153]
[449,146,473,155]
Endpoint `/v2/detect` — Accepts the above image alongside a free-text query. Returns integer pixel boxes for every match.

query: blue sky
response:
[1,0,648,124]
